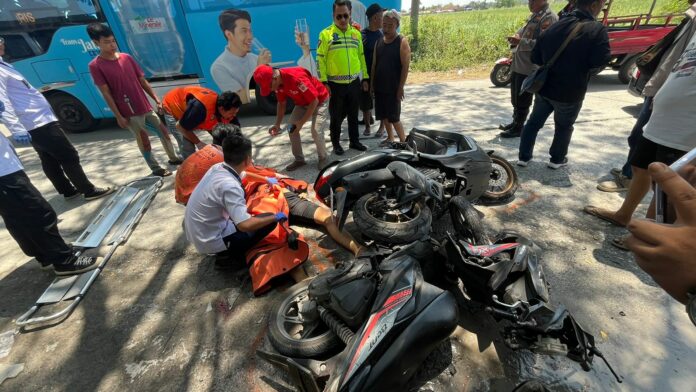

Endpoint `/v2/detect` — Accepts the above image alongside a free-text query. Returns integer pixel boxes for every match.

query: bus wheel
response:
[47,94,99,133]
[254,84,295,115]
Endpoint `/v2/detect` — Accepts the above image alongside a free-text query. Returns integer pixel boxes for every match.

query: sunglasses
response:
[335,13,350,21]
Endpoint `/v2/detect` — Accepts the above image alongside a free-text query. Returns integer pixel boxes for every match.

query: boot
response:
[499,109,528,138]
[498,121,515,131]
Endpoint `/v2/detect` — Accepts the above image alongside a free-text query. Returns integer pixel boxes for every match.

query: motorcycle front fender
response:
[495,57,512,65]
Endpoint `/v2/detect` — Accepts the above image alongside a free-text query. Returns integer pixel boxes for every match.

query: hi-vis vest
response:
[317,24,369,84]
[162,86,219,131]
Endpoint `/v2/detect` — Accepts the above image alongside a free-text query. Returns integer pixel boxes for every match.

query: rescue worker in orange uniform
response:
[161,86,241,158]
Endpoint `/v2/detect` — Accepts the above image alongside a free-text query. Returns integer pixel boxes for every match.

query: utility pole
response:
[410,0,419,46]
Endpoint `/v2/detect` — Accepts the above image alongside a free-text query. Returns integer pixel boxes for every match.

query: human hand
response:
[258,49,272,65]
[275,212,288,222]
[268,125,282,137]
[397,86,405,101]
[362,80,370,92]
[116,115,130,129]
[625,162,696,304]
[155,100,163,114]
[12,132,31,145]
[507,35,521,45]
[267,177,279,186]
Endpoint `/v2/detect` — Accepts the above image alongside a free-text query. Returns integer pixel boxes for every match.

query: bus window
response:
[185,0,313,12]
[1,34,35,62]
[0,1,103,28]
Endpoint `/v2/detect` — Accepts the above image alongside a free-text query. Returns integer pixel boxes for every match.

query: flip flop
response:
[611,235,629,251]
[583,205,627,227]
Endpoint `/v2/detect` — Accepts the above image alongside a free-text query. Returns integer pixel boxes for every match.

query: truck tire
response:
[46,93,99,133]
[490,63,512,87]
[618,56,638,85]
[268,280,343,358]
[353,193,432,245]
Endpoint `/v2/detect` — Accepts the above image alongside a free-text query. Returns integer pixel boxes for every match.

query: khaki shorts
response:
[127,110,162,133]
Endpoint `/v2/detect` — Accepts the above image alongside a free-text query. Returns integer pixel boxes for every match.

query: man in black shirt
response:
[517,0,610,169]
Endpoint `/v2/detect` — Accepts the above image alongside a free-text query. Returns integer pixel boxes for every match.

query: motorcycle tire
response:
[490,63,512,87]
[479,154,519,205]
[353,193,432,245]
[449,196,491,245]
[268,280,343,358]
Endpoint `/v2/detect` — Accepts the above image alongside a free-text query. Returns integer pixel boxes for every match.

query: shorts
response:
[284,190,319,226]
[359,89,373,111]
[375,92,401,123]
[629,134,686,170]
[126,110,162,133]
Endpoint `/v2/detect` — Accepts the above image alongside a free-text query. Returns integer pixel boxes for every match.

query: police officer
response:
[317,0,369,155]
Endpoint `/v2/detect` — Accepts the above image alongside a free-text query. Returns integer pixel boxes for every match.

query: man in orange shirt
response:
[162,87,241,158]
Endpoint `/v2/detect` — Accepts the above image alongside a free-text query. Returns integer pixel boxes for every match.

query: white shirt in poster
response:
[210,49,258,95]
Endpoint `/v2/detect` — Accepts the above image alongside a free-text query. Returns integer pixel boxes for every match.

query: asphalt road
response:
[1,72,694,391]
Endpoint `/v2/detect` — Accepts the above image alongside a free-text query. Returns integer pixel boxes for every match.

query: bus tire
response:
[254,84,294,115]
[46,93,99,133]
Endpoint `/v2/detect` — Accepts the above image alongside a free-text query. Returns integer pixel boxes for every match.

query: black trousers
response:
[29,122,95,195]
[218,215,278,266]
[0,170,72,266]
[510,72,534,122]
[328,80,361,147]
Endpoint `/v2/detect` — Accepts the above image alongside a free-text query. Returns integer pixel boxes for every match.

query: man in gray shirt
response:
[500,0,557,138]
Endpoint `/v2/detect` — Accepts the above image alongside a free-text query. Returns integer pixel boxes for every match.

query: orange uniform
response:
[162,86,219,131]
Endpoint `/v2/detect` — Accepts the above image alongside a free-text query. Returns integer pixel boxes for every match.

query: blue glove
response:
[267,177,279,186]
[13,133,31,145]
[275,212,288,222]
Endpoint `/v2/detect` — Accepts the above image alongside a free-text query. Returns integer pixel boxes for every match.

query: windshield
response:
[0,0,102,29]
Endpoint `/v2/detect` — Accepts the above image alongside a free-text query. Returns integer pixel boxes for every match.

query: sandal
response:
[610,235,630,251]
[374,128,385,138]
[583,205,627,227]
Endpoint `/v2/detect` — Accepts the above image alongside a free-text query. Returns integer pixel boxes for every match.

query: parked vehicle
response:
[490,0,679,87]
[258,198,621,391]
[314,129,518,244]
[490,56,513,87]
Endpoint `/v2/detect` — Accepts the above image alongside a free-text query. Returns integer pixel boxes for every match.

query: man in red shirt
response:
[253,65,330,170]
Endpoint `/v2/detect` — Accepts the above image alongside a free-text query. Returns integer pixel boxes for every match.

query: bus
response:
[0,0,399,133]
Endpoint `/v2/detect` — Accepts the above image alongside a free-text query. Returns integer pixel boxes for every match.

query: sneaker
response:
[317,156,329,170]
[334,144,345,155]
[597,176,631,192]
[84,187,115,201]
[152,168,172,177]
[499,129,522,138]
[63,190,80,200]
[610,167,622,177]
[37,260,54,271]
[516,160,530,167]
[53,254,98,276]
[285,160,307,172]
[349,143,368,152]
[547,159,568,170]
[168,158,184,165]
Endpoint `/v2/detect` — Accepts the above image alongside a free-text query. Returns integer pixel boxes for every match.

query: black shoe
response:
[168,158,183,165]
[53,254,98,276]
[334,144,345,155]
[84,187,115,201]
[349,143,368,152]
[499,129,522,138]
[152,168,172,177]
[499,122,515,131]
[63,189,80,200]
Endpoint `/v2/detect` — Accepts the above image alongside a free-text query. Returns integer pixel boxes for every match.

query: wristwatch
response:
[687,289,696,327]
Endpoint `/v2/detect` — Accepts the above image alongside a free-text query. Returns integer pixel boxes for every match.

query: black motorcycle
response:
[313,128,518,244]
[259,198,621,391]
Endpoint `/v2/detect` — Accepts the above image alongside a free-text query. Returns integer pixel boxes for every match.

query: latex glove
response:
[267,177,279,186]
[13,132,31,145]
[275,212,288,222]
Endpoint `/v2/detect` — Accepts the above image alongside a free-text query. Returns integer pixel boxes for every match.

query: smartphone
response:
[654,146,696,223]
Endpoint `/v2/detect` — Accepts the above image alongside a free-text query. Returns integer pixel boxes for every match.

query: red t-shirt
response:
[276,67,329,107]
[89,53,152,117]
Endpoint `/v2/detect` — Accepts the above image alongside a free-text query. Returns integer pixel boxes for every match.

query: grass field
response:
[402,0,689,72]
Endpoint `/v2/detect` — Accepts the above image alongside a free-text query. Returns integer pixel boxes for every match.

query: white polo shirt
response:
[184,163,251,254]
[0,133,23,177]
[0,58,58,136]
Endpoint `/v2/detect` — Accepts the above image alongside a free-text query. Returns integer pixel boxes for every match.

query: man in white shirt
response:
[184,132,286,267]
[210,9,271,104]
[0,37,112,201]
[0,133,98,275]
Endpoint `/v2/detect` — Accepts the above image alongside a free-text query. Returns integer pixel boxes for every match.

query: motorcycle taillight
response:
[314,165,336,205]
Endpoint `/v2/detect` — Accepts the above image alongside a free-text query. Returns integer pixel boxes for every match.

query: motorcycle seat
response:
[407,132,448,155]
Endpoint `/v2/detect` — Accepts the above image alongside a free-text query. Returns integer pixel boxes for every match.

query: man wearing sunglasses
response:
[317,0,370,155]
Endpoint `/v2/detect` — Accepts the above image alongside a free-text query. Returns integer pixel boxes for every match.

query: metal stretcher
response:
[15,176,163,327]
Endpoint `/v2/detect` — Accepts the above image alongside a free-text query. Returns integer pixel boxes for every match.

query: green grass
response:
[402,0,689,72]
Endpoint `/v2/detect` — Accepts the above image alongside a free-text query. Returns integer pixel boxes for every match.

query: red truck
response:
[490,0,680,87]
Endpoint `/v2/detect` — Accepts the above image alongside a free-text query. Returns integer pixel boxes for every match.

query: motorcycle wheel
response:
[353,193,432,245]
[480,154,519,205]
[449,196,491,245]
[268,280,343,358]
[490,63,512,87]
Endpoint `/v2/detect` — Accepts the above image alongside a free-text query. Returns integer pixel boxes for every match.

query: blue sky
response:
[401,0,471,10]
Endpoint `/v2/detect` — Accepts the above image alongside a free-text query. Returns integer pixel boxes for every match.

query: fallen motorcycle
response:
[258,198,621,391]
[314,128,518,244]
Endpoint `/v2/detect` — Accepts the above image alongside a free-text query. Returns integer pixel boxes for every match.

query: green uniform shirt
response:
[317,24,369,84]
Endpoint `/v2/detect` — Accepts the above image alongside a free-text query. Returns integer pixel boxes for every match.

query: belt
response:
[328,73,361,82]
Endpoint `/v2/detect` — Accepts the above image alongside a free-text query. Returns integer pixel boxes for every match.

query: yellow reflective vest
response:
[316,24,369,84]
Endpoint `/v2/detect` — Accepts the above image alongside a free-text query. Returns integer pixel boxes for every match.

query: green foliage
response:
[403,0,684,72]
